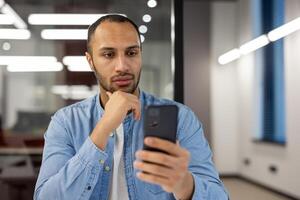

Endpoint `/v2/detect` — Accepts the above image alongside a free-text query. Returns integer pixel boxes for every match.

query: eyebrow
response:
[98,45,141,52]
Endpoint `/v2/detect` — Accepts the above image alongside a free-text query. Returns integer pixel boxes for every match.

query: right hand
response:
[90,91,141,150]
[101,91,141,133]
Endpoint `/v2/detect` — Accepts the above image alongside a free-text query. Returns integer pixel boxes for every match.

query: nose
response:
[115,55,129,72]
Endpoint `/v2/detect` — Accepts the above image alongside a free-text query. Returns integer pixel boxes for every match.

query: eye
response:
[103,51,115,58]
[127,50,138,57]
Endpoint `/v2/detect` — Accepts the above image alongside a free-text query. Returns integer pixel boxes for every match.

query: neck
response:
[99,87,140,109]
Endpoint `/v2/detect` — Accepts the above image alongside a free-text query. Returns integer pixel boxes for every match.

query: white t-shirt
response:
[108,124,129,200]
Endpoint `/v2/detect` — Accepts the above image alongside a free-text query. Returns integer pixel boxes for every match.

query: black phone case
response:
[143,105,178,152]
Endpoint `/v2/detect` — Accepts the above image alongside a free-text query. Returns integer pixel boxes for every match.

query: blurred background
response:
[0,0,299,199]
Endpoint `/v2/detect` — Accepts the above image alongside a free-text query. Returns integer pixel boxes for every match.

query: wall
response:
[210,0,300,198]
[210,1,240,175]
[236,0,300,198]
[183,1,212,143]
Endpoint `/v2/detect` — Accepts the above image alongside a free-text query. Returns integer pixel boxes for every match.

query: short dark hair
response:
[87,14,141,54]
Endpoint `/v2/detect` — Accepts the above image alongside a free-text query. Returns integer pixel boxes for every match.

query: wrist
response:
[174,172,194,200]
[90,117,114,150]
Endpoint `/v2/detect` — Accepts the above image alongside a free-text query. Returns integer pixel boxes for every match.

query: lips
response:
[112,75,133,87]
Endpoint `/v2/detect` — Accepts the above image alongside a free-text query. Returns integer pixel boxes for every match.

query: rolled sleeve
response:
[78,136,108,167]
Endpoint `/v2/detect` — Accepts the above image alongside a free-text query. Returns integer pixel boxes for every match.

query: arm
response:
[134,107,229,200]
[177,108,229,200]
[34,91,141,200]
[34,112,108,200]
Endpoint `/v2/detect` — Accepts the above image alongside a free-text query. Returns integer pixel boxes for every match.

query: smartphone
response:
[143,105,178,153]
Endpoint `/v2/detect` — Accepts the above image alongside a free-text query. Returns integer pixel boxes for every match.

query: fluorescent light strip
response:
[268,17,300,42]
[218,16,300,65]
[28,14,106,25]
[51,85,96,100]
[1,4,27,29]
[7,62,63,72]
[0,28,31,39]
[63,56,92,71]
[28,13,126,25]
[0,56,57,65]
[218,35,269,65]
[239,35,269,55]
[218,49,240,65]
[67,65,92,72]
[63,56,87,65]
[0,14,14,24]
[41,29,87,40]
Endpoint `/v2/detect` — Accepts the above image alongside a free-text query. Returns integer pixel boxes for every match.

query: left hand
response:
[134,137,194,199]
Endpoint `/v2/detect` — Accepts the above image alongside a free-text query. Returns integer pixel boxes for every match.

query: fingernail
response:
[135,151,141,157]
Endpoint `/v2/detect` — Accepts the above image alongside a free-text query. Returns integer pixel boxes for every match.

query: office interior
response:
[0,0,299,199]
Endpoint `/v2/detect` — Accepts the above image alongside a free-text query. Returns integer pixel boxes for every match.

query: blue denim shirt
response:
[34,91,229,200]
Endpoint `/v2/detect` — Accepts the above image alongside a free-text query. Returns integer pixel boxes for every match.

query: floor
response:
[222,177,297,200]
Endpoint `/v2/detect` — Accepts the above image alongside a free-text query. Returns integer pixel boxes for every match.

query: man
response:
[34,15,228,200]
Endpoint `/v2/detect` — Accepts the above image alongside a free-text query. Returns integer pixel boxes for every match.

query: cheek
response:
[131,58,142,71]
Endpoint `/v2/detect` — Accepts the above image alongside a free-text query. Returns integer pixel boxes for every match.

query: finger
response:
[133,160,173,178]
[134,101,141,120]
[129,99,141,120]
[135,150,177,168]
[144,137,183,156]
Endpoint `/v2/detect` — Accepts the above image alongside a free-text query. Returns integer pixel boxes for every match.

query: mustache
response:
[111,73,134,81]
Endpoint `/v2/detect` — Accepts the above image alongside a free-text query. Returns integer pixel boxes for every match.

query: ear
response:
[85,52,95,71]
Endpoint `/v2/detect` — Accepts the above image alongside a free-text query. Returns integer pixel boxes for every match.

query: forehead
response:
[91,21,140,49]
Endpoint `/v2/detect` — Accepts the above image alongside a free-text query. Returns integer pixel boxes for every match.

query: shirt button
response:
[110,132,114,137]
[99,159,104,164]
[87,186,91,190]
[105,166,110,171]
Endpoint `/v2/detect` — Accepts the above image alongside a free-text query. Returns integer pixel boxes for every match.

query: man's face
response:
[86,21,142,94]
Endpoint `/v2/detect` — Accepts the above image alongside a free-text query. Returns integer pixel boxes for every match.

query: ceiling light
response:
[142,14,152,23]
[28,14,117,25]
[218,49,241,65]
[147,0,157,8]
[140,35,145,43]
[0,56,57,65]
[51,85,96,100]
[239,35,269,55]
[268,17,300,42]
[41,29,87,40]
[28,13,126,26]
[62,56,87,65]
[2,41,11,50]
[7,62,63,72]
[1,4,27,29]
[67,65,92,72]
[139,25,148,34]
[0,29,31,40]
[0,14,14,24]
[63,56,92,72]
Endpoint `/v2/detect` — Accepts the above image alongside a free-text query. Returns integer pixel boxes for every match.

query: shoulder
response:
[53,94,98,121]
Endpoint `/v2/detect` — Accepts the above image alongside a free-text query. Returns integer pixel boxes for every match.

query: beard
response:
[93,65,141,94]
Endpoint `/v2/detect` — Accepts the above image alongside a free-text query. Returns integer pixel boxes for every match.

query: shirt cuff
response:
[77,136,108,167]
[190,173,229,200]
[191,173,206,200]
